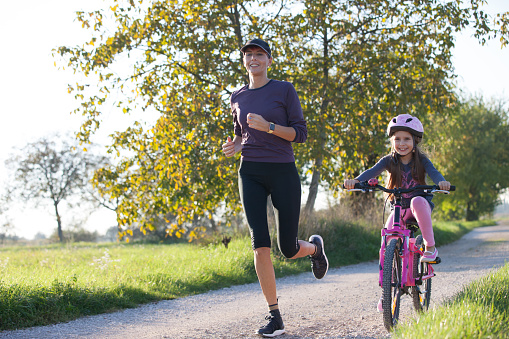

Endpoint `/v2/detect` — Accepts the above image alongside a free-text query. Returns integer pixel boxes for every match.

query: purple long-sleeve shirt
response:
[231,80,307,163]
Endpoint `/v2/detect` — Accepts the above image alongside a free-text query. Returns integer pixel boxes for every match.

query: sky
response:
[0,0,508,239]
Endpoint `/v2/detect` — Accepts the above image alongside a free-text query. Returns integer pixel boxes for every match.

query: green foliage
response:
[429,96,509,221]
[53,0,509,238]
[393,261,509,338]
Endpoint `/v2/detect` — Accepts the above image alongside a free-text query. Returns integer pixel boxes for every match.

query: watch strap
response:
[268,122,275,134]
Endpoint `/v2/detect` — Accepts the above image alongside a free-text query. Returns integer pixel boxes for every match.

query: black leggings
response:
[238,160,301,258]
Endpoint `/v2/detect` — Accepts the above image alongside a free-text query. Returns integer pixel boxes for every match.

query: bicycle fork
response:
[379,228,411,288]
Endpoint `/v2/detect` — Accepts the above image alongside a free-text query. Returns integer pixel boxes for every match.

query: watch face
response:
[270,123,275,132]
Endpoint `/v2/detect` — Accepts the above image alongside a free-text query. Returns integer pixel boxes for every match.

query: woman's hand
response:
[438,181,451,191]
[343,179,359,190]
[247,113,270,132]
[222,136,240,157]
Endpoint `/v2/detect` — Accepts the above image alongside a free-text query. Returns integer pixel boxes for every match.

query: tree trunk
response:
[304,156,323,219]
[303,26,329,220]
[466,202,479,221]
[54,202,64,242]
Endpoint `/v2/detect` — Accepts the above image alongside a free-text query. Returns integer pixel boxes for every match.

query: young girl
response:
[343,114,450,312]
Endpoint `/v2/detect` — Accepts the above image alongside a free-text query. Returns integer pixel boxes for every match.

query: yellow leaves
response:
[110,5,118,12]
[188,226,206,242]
[185,130,195,141]
[166,224,185,239]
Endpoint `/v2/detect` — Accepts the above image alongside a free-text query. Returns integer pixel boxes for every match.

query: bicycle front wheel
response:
[382,238,402,331]
[412,235,432,311]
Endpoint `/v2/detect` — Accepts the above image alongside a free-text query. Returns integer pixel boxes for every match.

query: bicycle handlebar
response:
[343,180,455,194]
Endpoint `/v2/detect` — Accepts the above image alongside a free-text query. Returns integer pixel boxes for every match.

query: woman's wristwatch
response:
[268,122,275,134]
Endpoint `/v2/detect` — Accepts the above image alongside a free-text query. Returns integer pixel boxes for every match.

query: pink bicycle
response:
[346,178,454,331]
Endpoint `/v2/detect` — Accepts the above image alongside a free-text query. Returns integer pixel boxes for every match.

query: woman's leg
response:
[269,164,314,259]
[253,247,278,306]
[238,161,285,336]
[269,163,328,278]
[238,164,281,311]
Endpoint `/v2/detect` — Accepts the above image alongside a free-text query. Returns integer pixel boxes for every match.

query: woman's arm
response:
[247,113,296,141]
[222,135,242,157]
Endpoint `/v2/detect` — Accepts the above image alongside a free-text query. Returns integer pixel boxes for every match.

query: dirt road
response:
[2,224,508,339]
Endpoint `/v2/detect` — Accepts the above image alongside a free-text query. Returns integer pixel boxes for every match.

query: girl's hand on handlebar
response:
[344,179,360,190]
[438,181,451,191]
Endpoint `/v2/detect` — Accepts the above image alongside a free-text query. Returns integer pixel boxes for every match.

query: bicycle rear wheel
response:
[382,238,402,331]
[412,235,432,311]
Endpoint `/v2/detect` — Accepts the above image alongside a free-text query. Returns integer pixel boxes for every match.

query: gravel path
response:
[1,224,508,339]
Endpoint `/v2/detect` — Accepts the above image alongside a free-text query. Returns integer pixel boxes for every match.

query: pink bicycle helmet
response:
[387,114,424,138]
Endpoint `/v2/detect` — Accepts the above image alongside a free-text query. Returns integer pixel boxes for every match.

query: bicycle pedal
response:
[429,256,441,265]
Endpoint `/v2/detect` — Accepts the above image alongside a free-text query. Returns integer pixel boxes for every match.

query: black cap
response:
[240,39,271,58]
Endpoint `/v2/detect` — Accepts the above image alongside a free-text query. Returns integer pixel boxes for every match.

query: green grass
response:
[0,218,496,331]
[393,261,509,338]
[433,219,496,245]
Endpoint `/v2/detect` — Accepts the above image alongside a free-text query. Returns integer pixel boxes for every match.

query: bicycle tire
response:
[411,235,432,311]
[382,238,402,331]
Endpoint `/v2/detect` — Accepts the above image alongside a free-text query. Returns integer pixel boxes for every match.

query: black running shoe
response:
[309,234,329,279]
[257,309,285,337]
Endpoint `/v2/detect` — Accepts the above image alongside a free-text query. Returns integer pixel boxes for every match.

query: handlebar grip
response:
[342,183,364,190]
[450,186,455,191]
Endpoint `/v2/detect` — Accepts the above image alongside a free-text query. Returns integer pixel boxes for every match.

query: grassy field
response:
[393,261,509,338]
[0,218,496,331]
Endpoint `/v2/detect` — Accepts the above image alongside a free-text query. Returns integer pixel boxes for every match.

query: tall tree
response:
[429,96,509,221]
[54,0,508,236]
[5,136,105,242]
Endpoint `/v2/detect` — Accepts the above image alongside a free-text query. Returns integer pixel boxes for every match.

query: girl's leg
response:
[408,196,435,250]
[384,210,396,229]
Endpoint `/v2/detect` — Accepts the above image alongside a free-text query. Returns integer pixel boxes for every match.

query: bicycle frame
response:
[378,203,435,289]
[345,179,454,331]
[347,179,452,289]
